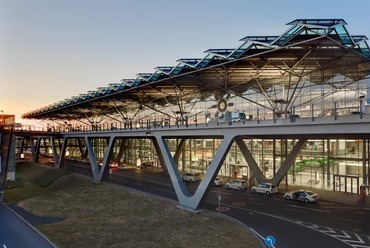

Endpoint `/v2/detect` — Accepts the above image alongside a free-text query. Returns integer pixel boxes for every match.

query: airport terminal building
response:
[8,19,370,210]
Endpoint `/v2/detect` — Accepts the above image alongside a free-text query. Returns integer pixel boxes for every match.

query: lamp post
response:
[0,110,4,203]
[0,110,3,125]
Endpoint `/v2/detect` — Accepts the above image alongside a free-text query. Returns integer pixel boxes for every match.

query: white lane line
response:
[287,204,323,212]
[4,245,7,248]
[211,201,365,247]
[150,187,175,194]
[210,190,232,196]
[354,211,366,215]
[250,228,276,248]
[246,201,265,206]
[332,217,362,224]
[284,208,305,213]
[322,206,358,210]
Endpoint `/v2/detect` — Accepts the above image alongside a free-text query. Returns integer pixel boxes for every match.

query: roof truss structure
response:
[23,19,370,125]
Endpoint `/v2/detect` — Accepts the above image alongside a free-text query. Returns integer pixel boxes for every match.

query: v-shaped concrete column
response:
[235,137,267,183]
[32,137,41,163]
[50,137,61,168]
[269,138,307,185]
[236,137,307,185]
[57,137,68,169]
[85,137,115,183]
[153,133,234,211]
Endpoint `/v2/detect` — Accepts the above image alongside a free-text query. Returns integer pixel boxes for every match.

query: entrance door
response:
[333,174,360,194]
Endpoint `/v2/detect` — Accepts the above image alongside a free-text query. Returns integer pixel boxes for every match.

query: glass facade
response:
[32,136,369,195]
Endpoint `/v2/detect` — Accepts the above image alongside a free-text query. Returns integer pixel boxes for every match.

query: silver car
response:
[225,179,248,191]
[251,183,278,195]
[213,177,225,186]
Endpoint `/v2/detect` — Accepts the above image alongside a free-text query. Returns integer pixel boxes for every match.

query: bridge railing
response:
[16,99,369,133]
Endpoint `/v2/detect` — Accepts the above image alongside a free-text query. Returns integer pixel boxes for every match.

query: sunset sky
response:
[1,0,370,125]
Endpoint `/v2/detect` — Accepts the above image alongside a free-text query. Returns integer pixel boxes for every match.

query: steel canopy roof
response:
[22,19,370,121]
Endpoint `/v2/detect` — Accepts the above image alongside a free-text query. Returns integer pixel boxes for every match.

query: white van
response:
[182,173,202,182]
[218,111,246,122]
[230,111,246,122]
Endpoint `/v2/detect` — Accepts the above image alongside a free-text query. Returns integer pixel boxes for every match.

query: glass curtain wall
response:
[52,136,370,194]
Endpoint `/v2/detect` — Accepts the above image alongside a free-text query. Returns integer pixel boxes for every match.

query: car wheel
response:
[304,198,309,203]
[285,195,291,200]
[266,191,271,196]
[226,185,229,189]
[252,189,257,194]
[238,187,242,191]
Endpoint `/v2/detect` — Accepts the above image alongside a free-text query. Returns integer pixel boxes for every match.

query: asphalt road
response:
[0,205,54,248]
[67,162,370,247]
[137,180,370,247]
[202,191,370,248]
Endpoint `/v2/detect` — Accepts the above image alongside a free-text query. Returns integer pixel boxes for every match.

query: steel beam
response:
[269,138,307,185]
[235,137,266,183]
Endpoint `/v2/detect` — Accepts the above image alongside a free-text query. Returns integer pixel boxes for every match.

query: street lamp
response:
[0,110,3,125]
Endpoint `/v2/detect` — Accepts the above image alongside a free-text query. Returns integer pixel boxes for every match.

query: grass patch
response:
[30,169,70,187]
[9,163,262,247]
[6,179,23,188]
[4,163,73,202]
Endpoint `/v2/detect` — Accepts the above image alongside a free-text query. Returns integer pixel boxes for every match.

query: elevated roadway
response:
[13,114,370,211]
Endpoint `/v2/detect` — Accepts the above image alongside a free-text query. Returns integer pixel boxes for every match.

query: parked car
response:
[284,189,319,203]
[213,177,225,186]
[109,162,119,169]
[141,161,153,168]
[251,183,278,195]
[182,173,201,182]
[225,179,248,191]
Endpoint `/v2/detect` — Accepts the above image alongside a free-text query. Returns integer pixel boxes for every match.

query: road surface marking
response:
[211,190,232,196]
[150,187,175,194]
[250,228,276,248]
[332,217,362,224]
[245,201,265,206]
[286,204,323,212]
[284,207,305,213]
[206,200,370,248]
[354,211,366,215]
[321,206,358,210]
[3,245,7,248]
